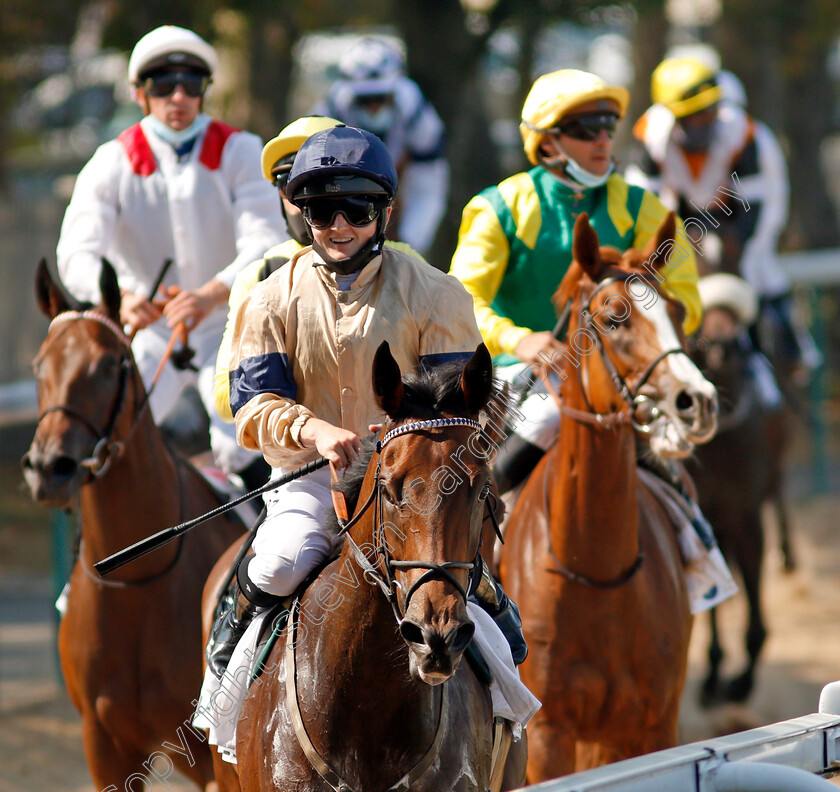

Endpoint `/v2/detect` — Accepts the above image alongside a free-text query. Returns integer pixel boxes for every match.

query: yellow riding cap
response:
[261,116,343,182]
[651,57,722,118]
[519,69,629,165]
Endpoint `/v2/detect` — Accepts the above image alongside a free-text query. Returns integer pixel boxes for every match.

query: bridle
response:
[35,311,148,479]
[336,417,492,625]
[36,310,186,585]
[285,416,498,792]
[562,272,691,434]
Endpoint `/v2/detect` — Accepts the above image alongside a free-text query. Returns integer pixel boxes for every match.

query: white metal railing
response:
[516,682,840,791]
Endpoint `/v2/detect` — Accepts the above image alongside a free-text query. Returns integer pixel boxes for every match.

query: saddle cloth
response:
[637,466,738,614]
[193,602,540,764]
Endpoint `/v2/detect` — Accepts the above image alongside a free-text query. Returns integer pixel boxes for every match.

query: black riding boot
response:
[492,433,545,495]
[206,556,280,678]
[471,557,528,665]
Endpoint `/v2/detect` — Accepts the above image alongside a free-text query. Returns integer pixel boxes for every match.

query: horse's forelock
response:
[322,363,512,533]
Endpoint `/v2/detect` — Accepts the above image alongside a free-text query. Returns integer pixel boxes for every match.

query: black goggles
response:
[554,113,618,142]
[141,71,210,98]
[302,196,386,229]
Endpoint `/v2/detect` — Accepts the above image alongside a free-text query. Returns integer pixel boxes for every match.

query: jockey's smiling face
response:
[306,199,392,263]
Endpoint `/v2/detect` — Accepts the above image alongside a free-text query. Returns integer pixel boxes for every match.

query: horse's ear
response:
[640,211,676,271]
[461,343,493,415]
[35,258,71,319]
[98,258,122,322]
[372,341,405,417]
[572,213,606,281]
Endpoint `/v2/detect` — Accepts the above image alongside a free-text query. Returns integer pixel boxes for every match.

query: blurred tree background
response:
[1,0,840,384]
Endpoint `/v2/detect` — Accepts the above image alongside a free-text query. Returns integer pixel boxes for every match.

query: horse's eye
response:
[380,481,398,506]
[99,356,120,378]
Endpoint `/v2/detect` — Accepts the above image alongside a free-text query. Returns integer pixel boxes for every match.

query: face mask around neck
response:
[147,113,210,147]
[541,149,614,189]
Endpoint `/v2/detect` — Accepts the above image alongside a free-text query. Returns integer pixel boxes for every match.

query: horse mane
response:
[323,361,511,534]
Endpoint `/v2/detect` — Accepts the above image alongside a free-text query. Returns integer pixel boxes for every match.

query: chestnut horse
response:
[220,342,526,791]
[21,260,245,790]
[499,213,718,781]
[688,304,782,704]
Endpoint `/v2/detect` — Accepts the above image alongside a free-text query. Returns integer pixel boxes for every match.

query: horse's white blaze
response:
[631,284,715,397]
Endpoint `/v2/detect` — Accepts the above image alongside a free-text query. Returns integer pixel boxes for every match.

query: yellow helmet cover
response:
[651,57,722,118]
[261,116,343,182]
[519,69,629,165]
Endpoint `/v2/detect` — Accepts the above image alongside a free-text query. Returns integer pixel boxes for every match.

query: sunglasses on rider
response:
[302,196,387,229]
[554,113,618,142]
[141,71,211,99]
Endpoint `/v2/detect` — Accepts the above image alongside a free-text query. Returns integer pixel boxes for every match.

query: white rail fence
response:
[518,682,840,791]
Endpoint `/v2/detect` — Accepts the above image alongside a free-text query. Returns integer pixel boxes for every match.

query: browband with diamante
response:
[378,417,481,449]
[50,310,131,347]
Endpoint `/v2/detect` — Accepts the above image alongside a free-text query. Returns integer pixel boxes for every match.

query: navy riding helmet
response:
[285,126,399,274]
[286,125,398,204]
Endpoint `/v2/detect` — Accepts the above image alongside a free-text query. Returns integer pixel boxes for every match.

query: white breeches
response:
[495,363,561,451]
[245,466,335,597]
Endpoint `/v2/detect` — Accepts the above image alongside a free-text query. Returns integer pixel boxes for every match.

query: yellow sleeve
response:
[633,190,703,335]
[213,258,268,422]
[214,240,302,422]
[448,195,530,357]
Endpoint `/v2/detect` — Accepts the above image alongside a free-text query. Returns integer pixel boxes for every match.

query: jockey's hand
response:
[120,292,162,333]
[162,278,229,331]
[300,418,361,469]
[514,331,564,365]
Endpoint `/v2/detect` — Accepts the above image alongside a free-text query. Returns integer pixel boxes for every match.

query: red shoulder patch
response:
[117,124,157,176]
[199,121,240,171]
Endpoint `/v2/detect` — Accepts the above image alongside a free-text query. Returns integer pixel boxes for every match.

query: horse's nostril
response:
[399,619,426,646]
[675,390,695,413]
[448,622,475,655]
[21,453,33,472]
[53,456,79,479]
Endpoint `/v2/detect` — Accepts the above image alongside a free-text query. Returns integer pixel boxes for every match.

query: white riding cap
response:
[128,25,218,83]
[698,273,759,325]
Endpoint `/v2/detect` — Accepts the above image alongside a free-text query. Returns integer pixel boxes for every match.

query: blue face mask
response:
[353,104,395,137]
[147,113,210,147]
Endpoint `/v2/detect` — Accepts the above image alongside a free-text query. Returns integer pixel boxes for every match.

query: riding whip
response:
[94,456,329,576]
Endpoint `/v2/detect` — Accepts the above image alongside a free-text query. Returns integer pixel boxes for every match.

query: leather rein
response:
[36,310,185,585]
[284,416,498,792]
[560,273,690,434]
[36,311,149,478]
[543,273,691,589]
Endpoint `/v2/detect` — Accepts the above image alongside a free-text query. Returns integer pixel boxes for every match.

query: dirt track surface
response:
[2,475,840,791]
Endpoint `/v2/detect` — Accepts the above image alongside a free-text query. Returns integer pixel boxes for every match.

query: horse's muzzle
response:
[21,446,83,507]
[674,386,719,445]
[400,617,475,684]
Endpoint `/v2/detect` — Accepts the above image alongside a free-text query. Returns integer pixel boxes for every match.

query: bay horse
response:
[218,342,526,791]
[499,212,718,781]
[687,293,782,704]
[21,260,245,790]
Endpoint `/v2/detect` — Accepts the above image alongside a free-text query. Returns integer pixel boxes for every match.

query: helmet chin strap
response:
[310,212,389,276]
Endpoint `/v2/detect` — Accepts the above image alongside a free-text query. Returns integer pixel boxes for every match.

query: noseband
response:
[567,274,690,433]
[36,311,139,478]
[336,417,490,626]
